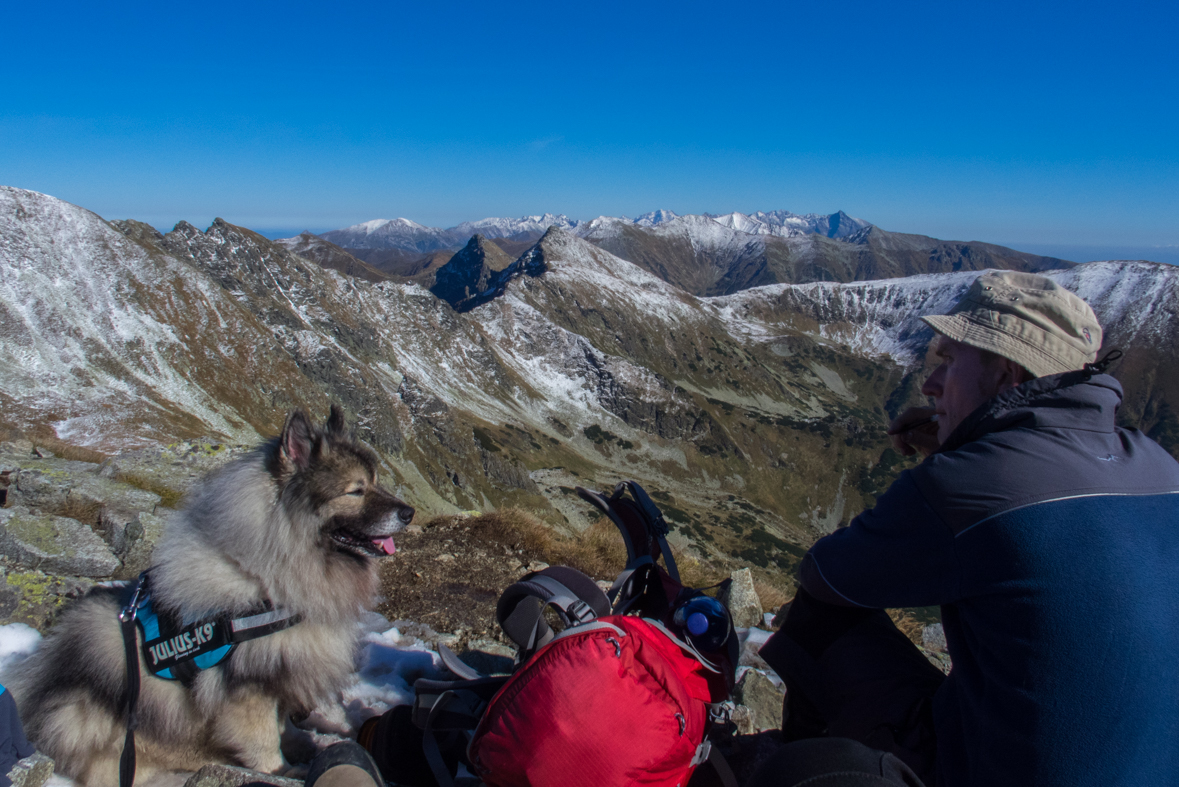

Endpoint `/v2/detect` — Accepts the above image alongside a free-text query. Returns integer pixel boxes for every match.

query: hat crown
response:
[924,271,1102,378]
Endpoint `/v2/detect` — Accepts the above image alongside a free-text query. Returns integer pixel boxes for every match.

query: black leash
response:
[118,573,149,787]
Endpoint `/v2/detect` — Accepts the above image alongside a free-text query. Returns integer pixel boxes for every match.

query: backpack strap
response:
[437,643,484,681]
[496,567,609,657]
[619,481,680,583]
[411,676,508,787]
[576,482,679,581]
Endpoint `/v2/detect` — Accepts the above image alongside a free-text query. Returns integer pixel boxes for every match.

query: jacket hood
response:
[938,372,1124,454]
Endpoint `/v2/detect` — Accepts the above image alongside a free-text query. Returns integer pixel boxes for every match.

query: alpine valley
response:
[3,185,1178,597]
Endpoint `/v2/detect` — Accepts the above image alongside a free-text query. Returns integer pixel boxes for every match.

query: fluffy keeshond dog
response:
[5,406,414,786]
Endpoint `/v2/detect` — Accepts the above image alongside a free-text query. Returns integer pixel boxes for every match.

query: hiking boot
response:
[305,741,385,787]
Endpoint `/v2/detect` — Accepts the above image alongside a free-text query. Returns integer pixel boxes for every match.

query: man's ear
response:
[996,358,1032,394]
[280,409,314,470]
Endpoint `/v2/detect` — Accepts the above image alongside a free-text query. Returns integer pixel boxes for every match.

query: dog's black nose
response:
[398,506,415,524]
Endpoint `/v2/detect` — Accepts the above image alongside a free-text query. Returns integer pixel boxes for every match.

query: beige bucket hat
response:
[922,271,1102,378]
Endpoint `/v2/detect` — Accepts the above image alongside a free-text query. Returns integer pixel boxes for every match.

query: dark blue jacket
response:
[800,372,1179,787]
[0,685,33,787]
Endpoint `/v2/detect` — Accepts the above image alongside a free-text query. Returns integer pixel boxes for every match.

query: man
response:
[756,271,1179,787]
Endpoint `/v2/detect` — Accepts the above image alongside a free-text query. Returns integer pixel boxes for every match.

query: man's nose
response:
[922,364,945,398]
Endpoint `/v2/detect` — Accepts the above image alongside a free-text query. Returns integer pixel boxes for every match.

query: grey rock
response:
[723,568,763,629]
[115,509,174,579]
[97,438,249,502]
[0,576,20,619]
[922,623,946,653]
[0,439,36,458]
[731,704,756,735]
[65,475,161,554]
[734,669,785,733]
[8,460,98,510]
[0,566,93,630]
[183,764,302,787]
[7,752,55,787]
[0,507,120,577]
[923,648,952,675]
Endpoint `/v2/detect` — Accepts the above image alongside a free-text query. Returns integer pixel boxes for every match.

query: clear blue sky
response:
[3,1,1176,262]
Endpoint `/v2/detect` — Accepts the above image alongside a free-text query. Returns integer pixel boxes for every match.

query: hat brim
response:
[921,313,1076,379]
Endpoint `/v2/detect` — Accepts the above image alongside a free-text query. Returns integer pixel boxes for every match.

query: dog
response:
[4,406,414,786]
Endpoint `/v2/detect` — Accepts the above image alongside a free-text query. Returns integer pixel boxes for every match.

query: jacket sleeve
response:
[798,469,961,609]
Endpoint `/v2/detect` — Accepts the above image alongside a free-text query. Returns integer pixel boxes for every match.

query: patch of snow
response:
[0,622,41,675]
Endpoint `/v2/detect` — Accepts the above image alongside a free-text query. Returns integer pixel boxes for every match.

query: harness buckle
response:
[119,574,148,623]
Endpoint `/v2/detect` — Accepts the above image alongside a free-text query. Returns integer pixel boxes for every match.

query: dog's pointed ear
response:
[326,404,347,438]
[281,409,314,470]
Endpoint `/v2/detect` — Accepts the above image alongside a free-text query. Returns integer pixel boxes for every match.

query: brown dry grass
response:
[38,441,109,465]
[56,497,102,526]
[461,508,727,587]
[754,580,790,614]
[888,609,925,647]
[0,423,110,466]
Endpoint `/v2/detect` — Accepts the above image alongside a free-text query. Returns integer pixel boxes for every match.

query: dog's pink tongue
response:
[373,536,396,555]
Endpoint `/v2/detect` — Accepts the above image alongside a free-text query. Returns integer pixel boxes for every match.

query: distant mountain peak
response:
[634,209,679,226]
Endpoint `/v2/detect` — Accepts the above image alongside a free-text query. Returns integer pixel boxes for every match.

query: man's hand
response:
[887,407,940,457]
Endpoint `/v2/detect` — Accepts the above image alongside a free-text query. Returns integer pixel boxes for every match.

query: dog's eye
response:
[346,488,365,497]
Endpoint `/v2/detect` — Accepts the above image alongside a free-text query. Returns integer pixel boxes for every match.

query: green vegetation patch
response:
[582,425,634,451]
[473,427,502,453]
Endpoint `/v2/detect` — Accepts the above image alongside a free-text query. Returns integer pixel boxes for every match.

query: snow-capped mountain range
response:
[3,185,1177,558]
[320,209,870,254]
[315,208,1072,299]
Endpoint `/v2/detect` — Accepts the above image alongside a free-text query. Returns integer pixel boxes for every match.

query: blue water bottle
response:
[672,595,732,652]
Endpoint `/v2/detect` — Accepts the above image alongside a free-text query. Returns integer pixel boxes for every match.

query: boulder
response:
[723,568,763,629]
[97,438,249,505]
[731,704,756,735]
[922,623,947,653]
[734,669,785,733]
[6,753,55,787]
[0,507,120,577]
[0,569,93,630]
[6,459,100,511]
[183,764,302,787]
[64,475,161,554]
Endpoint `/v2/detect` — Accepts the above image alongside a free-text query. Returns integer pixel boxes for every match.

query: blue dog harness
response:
[116,571,301,787]
[126,572,302,685]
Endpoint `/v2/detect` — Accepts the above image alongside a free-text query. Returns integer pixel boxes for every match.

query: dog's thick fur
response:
[4,407,413,786]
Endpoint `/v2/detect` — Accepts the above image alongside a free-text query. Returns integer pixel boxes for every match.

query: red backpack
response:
[389,482,739,787]
[470,614,728,786]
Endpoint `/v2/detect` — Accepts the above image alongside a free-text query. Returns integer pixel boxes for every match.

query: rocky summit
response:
[2,184,1179,612]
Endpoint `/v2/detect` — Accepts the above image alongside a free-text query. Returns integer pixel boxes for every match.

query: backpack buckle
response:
[707,701,735,724]
[690,740,712,766]
[565,599,595,625]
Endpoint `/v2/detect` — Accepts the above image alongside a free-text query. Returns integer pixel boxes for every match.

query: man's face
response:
[921,336,1012,443]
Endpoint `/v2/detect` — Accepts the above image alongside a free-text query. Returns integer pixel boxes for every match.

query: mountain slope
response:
[431,235,517,309]
[274,232,391,283]
[3,186,1175,593]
